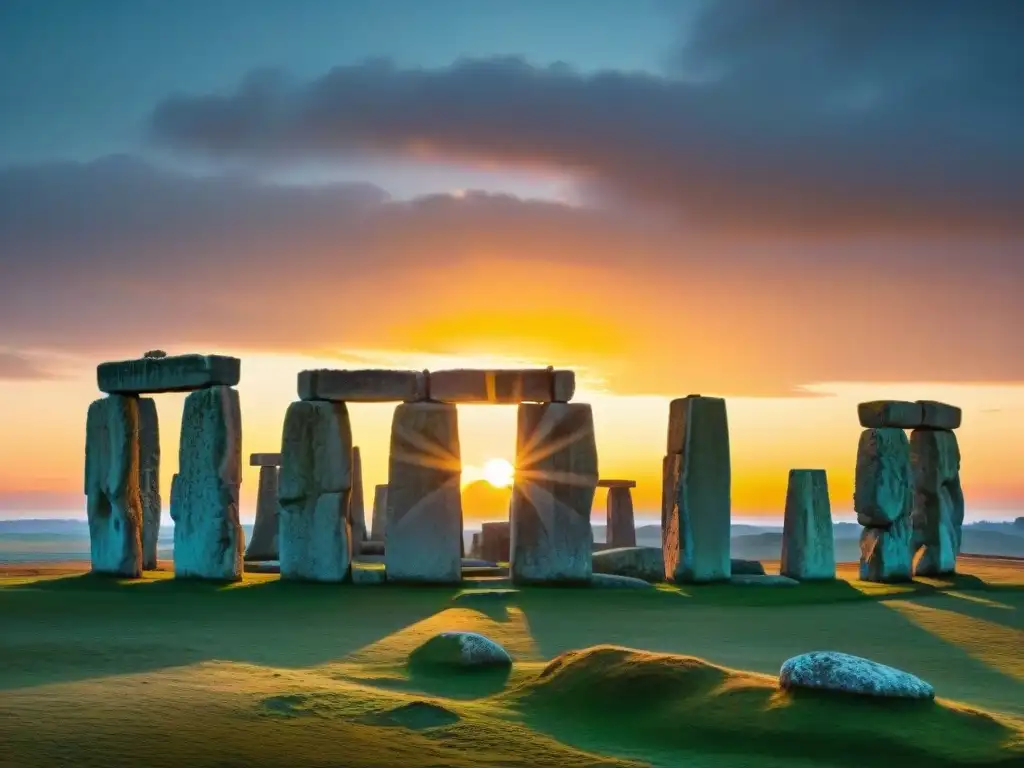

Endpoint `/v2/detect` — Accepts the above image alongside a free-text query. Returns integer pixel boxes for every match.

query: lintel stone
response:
[857,401,924,429]
[298,369,426,402]
[97,354,240,394]
[917,400,962,430]
[428,368,574,404]
[597,479,636,488]
[250,452,282,467]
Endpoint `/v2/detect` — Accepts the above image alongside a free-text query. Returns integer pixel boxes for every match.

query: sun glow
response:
[482,458,515,488]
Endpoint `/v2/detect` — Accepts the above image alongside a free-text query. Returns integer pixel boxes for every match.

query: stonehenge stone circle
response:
[349,446,367,544]
[781,469,835,580]
[171,385,244,581]
[85,394,143,577]
[663,396,732,583]
[245,452,281,561]
[370,484,388,541]
[137,396,161,570]
[600,479,637,548]
[386,402,463,583]
[98,354,240,394]
[911,421,965,576]
[278,401,353,582]
[428,368,575,403]
[510,402,598,584]
[298,369,427,402]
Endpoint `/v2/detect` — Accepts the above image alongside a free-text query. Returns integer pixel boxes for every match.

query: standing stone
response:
[781,469,835,580]
[606,487,636,548]
[85,395,143,577]
[278,400,353,581]
[386,402,463,583]
[510,403,598,584]
[171,386,244,581]
[480,521,511,562]
[245,466,280,560]
[349,446,367,544]
[860,512,913,582]
[370,484,388,541]
[854,428,913,527]
[910,428,964,576]
[663,396,732,583]
[137,397,161,570]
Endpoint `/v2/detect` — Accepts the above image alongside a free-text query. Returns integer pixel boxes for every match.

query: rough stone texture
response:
[597,479,636,488]
[509,403,598,584]
[779,651,934,700]
[428,368,572,404]
[411,632,512,668]
[349,446,367,544]
[278,400,353,582]
[781,469,836,581]
[360,539,384,556]
[552,370,576,402]
[730,574,799,586]
[910,428,964,576]
[854,428,913,527]
[249,452,281,467]
[351,564,387,585]
[592,546,664,582]
[663,396,732,583]
[918,400,962,430]
[480,521,510,562]
[297,369,426,402]
[857,400,924,429]
[370,484,388,541]
[137,397,161,571]
[245,466,280,561]
[859,512,913,582]
[590,573,654,589]
[98,354,240,395]
[386,402,463,583]
[605,487,636,548]
[85,395,143,577]
[170,386,244,581]
[731,558,766,576]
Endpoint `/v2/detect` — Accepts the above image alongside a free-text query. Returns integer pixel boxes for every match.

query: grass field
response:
[1,556,1022,767]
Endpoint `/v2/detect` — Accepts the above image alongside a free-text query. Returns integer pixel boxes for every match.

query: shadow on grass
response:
[364,665,514,701]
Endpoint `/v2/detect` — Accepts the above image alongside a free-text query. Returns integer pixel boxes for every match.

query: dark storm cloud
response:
[149,1,1024,236]
[1,156,1023,396]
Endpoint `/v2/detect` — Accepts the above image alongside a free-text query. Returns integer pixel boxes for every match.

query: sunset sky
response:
[1,1,1022,524]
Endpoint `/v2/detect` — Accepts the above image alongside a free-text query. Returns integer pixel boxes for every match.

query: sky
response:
[1,0,1022,524]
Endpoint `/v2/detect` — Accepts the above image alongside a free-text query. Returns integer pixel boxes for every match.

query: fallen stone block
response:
[297,369,426,402]
[249,452,281,467]
[171,386,244,581]
[245,466,280,561]
[98,354,240,395]
[857,400,924,429]
[910,428,964,576]
[917,400,962,430]
[428,368,573,403]
[278,400,353,582]
[731,558,766,576]
[663,396,732,583]
[781,469,836,581]
[854,428,913,527]
[605,486,636,548]
[859,513,913,583]
[592,546,663,582]
[137,397,161,571]
[85,395,143,578]
[510,403,598,584]
[386,402,463,583]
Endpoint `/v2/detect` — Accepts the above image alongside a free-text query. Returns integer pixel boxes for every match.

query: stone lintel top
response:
[857,400,961,430]
[250,452,282,467]
[97,354,240,395]
[298,369,427,403]
[597,479,636,488]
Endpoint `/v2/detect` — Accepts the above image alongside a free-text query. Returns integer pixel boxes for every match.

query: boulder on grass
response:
[779,651,934,699]
[409,632,512,669]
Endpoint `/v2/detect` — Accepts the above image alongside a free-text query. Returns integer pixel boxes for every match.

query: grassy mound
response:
[513,645,1024,766]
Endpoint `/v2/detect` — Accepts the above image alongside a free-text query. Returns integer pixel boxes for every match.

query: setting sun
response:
[482,457,515,488]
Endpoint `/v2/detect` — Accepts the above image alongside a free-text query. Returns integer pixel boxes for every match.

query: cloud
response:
[149,1,1024,237]
[0,351,61,380]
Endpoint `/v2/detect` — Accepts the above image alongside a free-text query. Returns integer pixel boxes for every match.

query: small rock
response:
[779,651,934,700]
[590,573,654,589]
[352,565,386,585]
[730,558,766,576]
[143,350,167,359]
[410,632,512,668]
[730,574,799,586]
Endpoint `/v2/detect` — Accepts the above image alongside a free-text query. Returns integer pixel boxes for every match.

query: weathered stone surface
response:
[781,469,836,581]
[410,632,512,668]
[245,466,280,561]
[590,573,654,589]
[597,479,636,488]
[349,446,367,544]
[911,429,963,576]
[370,484,388,541]
[297,369,426,402]
[854,428,913,527]
[552,370,576,402]
[386,402,462,583]
[480,521,510,562]
[592,546,663,582]
[857,400,924,429]
[605,486,636,548]
[510,403,598,584]
[730,574,798,586]
[137,397,161,571]
[428,368,571,404]
[98,354,240,395]
[360,539,384,556]
[918,400,962,430]
[779,651,934,699]
[731,558,766,576]
[859,512,913,582]
[171,386,244,581]
[663,396,732,583]
[249,452,281,467]
[278,400,353,582]
[85,395,143,577]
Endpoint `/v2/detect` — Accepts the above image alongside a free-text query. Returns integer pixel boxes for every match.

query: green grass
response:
[0,566,1022,767]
